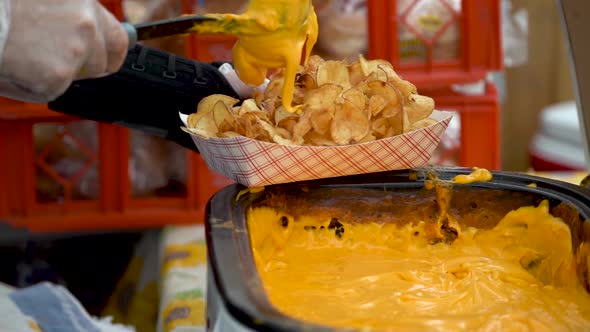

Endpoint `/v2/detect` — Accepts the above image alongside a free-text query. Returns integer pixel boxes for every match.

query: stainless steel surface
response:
[556,0,590,171]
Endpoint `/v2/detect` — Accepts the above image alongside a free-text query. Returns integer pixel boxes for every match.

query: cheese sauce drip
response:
[452,167,493,184]
[190,0,319,113]
[248,201,590,331]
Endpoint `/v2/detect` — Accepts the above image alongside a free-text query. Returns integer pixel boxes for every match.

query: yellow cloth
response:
[103,227,208,332]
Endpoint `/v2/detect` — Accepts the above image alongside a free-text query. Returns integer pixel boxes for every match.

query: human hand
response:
[0,0,129,103]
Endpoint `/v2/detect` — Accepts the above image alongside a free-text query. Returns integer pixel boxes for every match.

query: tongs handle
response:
[122,22,138,49]
[121,15,221,50]
[48,44,239,152]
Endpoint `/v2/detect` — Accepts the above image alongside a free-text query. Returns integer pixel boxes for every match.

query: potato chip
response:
[358,55,398,82]
[348,61,365,86]
[296,73,317,91]
[316,60,351,89]
[410,118,438,131]
[236,114,257,138]
[406,94,435,123]
[213,102,236,133]
[358,81,401,118]
[186,54,438,148]
[278,117,298,135]
[261,96,279,116]
[220,131,240,138]
[304,55,323,78]
[382,101,403,119]
[189,94,239,128]
[371,116,389,138]
[258,119,295,145]
[386,111,405,137]
[239,99,272,123]
[264,76,284,99]
[275,127,292,139]
[303,84,342,135]
[252,122,271,142]
[331,99,371,145]
[274,105,298,125]
[292,110,313,144]
[310,108,333,135]
[359,56,417,99]
[368,95,388,117]
[292,86,307,106]
[304,84,343,112]
[304,131,336,146]
[239,99,262,113]
[390,77,417,99]
[402,107,411,134]
[341,87,367,113]
[199,94,239,110]
[358,133,377,143]
[191,101,226,137]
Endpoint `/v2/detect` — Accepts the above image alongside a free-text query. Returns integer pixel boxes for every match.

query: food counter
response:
[101,170,588,332]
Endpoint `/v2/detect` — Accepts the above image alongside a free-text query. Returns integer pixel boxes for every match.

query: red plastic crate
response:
[0,0,234,232]
[426,81,501,170]
[367,0,502,88]
[0,0,501,232]
[0,110,234,232]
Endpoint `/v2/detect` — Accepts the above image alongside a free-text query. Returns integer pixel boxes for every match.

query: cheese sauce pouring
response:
[189,0,319,113]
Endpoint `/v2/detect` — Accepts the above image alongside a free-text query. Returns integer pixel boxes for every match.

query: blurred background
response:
[0,0,584,331]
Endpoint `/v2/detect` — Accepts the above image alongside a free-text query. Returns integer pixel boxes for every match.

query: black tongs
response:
[48,42,240,152]
[121,15,219,49]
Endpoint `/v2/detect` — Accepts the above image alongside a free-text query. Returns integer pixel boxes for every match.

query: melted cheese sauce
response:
[248,201,590,331]
[452,167,493,185]
[192,0,318,113]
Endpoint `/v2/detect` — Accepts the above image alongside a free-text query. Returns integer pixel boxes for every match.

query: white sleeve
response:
[0,0,10,63]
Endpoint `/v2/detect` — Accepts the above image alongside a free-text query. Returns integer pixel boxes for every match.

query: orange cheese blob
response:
[452,167,493,184]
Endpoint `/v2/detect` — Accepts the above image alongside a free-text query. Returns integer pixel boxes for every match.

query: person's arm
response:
[0,0,128,103]
[48,44,266,152]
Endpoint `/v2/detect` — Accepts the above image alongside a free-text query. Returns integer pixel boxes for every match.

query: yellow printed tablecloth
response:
[158,226,208,332]
[101,171,588,332]
[102,226,208,332]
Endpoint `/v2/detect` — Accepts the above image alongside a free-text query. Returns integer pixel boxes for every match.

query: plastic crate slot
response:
[398,0,461,67]
[128,130,188,199]
[33,122,99,204]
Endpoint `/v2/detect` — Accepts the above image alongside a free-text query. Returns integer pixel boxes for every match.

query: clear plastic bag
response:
[33,121,100,201]
[501,0,528,67]
[34,122,188,200]
[397,0,461,63]
[314,0,368,61]
[128,130,187,198]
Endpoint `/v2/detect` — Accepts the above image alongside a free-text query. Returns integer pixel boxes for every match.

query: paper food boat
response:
[180,110,454,187]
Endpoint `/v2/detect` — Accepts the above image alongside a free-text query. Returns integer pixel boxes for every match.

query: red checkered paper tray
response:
[180,111,453,187]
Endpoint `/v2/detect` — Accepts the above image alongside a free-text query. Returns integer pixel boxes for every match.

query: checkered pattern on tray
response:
[189,111,454,187]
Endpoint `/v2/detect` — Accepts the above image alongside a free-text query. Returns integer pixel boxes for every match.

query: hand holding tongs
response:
[48,15,242,152]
